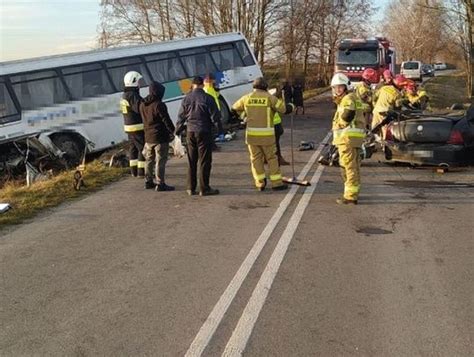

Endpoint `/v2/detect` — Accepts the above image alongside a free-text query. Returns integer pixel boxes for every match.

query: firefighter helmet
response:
[405,79,417,91]
[382,69,393,83]
[362,68,378,84]
[331,72,351,87]
[124,71,143,87]
[393,74,408,89]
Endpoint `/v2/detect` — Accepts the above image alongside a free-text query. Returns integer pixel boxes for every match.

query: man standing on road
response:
[176,76,224,196]
[331,73,366,205]
[121,71,146,177]
[139,81,176,192]
[232,77,294,192]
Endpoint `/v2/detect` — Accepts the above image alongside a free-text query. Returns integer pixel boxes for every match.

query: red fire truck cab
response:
[335,37,396,83]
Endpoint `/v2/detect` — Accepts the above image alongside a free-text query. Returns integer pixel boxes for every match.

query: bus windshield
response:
[0,81,20,124]
[337,49,378,65]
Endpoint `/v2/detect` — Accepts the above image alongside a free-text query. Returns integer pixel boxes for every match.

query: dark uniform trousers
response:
[128,131,145,177]
[186,131,213,192]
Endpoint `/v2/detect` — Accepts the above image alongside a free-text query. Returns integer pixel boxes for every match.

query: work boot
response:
[278,155,290,166]
[131,167,138,177]
[272,184,289,191]
[145,181,156,190]
[257,178,267,192]
[156,183,175,192]
[199,187,220,196]
[336,198,358,205]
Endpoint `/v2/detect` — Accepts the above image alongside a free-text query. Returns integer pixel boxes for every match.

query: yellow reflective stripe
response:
[344,185,360,194]
[246,127,275,136]
[267,107,271,128]
[124,124,144,132]
[246,98,268,106]
[129,159,138,167]
[270,174,282,181]
[333,128,366,139]
[254,173,266,180]
[120,99,129,114]
[137,161,146,168]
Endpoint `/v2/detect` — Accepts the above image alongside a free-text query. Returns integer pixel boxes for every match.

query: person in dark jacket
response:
[176,76,224,196]
[121,71,145,177]
[292,81,305,114]
[281,80,293,105]
[139,81,176,192]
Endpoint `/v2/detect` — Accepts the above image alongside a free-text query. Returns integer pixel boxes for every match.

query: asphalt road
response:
[1,93,473,356]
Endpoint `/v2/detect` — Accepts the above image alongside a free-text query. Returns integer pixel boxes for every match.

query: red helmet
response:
[405,79,416,91]
[393,74,408,89]
[361,68,378,84]
[383,69,393,83]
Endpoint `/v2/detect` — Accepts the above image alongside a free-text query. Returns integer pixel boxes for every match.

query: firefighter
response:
[232,77,294,191]
[330,73,366,205]
[121,71,146,177]
[373,69,394,106]
[403,80,429,110]
[372,74,406,138]
[355,68,379,126]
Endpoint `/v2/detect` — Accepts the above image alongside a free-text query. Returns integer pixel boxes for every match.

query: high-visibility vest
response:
[232,89,288,146]
[273,113,282,125]
[204,84,221,110]
[332,92,366,148]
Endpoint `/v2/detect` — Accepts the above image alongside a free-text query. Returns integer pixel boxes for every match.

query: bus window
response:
[235,41,255,66]
[62,63,114,99]
[10,71,69,110]
[210,43,244,71]
[0,81,20,124]
[179,48,217,77]
[145,52,186,82]
[106,58,152,89]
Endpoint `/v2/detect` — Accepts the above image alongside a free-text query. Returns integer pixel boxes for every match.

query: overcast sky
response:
[0,0,391,62]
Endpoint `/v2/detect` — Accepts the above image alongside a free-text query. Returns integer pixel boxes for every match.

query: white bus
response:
[0,32,261,164]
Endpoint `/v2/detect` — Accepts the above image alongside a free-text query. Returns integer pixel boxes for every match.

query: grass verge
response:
[0,161,127,227]
[424,72,472,110]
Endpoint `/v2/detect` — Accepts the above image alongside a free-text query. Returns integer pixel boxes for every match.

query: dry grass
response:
[424,72,472,110]
[0,161,127,227]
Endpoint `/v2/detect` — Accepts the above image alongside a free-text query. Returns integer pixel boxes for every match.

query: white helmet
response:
[331,72,350,87]
[124,71,143,87]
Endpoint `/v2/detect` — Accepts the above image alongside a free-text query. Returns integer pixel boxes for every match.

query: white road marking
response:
[185,132,332,357]
[222,160,327,356]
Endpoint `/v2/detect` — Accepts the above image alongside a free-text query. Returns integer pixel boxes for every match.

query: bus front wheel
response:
[50,134,85,168]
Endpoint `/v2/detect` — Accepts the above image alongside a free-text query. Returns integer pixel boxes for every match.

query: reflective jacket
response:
[405,89,429,109]
[232,89,291,145]
[121,87,144,133]
[332,92,366,148]
[203,84,221,110]
[354,82,372,113]
[373,85,402,114]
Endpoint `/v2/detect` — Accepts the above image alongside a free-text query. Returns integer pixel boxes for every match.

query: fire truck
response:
[334,37,396,83]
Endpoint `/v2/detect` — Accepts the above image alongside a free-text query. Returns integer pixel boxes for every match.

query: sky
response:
[0,0,391,63]
[0,0,100,62]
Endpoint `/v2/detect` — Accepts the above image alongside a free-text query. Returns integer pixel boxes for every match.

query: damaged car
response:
[383,106,474,166]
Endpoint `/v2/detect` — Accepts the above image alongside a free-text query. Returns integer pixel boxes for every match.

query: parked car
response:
[421,64,435,77]
[401,61,423,81]
[383,107,474,166]
[433,62,447,70]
